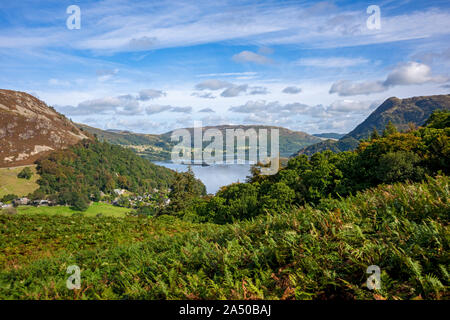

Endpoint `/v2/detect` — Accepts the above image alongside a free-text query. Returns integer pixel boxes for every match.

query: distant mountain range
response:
[77,124,323,161]
[296,94,450,156]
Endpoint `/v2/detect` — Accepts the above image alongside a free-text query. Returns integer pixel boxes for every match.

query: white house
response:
[113,189,126,196]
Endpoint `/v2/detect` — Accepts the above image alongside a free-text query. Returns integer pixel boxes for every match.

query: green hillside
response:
[76,123,172,161]
[33,139,205,209]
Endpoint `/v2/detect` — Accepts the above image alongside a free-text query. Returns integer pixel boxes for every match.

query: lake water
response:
[153,162,252,194]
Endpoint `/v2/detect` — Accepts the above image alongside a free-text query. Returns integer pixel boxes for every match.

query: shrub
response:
[71,192,90,211]
[0,207,17,215]
[17,167,33,180]
[1,194,18,203]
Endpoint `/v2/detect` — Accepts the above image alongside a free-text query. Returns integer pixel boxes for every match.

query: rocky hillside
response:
[0,90,89,167]
[344,94,450,140]
[295,94,450,156]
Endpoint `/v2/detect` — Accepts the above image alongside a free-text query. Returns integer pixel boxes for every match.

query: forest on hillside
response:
[31,140,205,210]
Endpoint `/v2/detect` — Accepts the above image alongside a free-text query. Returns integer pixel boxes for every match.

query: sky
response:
[1,0,449,134]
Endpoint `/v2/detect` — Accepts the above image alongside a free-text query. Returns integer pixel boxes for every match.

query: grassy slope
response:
[0,165,39,198]
[0,176,448,300]
[17,202,132,217]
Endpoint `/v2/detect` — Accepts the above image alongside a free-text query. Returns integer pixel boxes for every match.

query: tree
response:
[71,192,90,211]
[30,189,46,201]
[17,167,33,180]
[425,110,450,129]
[1,194,18,203]
[376,151,425,183]
[209,182,260,223]
[136,206,156,216]
[163,167,205,216]
[382,121,398,137]
[260,182,295,213]
[370,128,380,140]
[91,190,101,202]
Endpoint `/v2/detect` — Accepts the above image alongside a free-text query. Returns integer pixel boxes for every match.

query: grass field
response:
[0,165,39,198]
[17,202,133,217]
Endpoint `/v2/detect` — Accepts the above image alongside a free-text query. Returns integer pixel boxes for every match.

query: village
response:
[0,188,171,211]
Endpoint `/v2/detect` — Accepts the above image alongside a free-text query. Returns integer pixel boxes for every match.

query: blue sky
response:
[1,0,449,134]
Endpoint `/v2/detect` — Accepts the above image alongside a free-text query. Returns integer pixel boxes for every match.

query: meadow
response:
[0,165,39,198]
[17,202,132,217]
[0,176,448,300]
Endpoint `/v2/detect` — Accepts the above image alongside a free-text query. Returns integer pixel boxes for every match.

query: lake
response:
[153,162,252,194]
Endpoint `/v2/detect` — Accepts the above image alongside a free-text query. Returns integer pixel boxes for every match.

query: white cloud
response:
[229,100,273,113]
[232,50,272,64]
[229,100,311,114]
[105,118,163,133]
[195,79,232,90]
[329,80,387,96]
[194,83,269,97]
[248,86,269,95]
[200,114,230,126]
[48,78,71,86]
[96,69,119,82]
[282,86,302,94]
[191,92,216,99]
[138,89,166,101]
[146,105,172,115]
[329,61,448,96]
[171,106,192,113]
[258,46,274,55]
[2,3,450,54]
[295,57,369,68]
[145,105,191,114]
[128,36,157,50]
[384,61,447,86]
[221,85,248,97]
[196,72,258,78]
[198,107,215,113]
[327,100,379,114]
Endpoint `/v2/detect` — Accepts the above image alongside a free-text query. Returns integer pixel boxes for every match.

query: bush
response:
[376,151,425,183]
[0,207,17,215]
[17,167,33,180]
[71,192,90,211]
[1,194,18,203]
[136,206,156,217]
